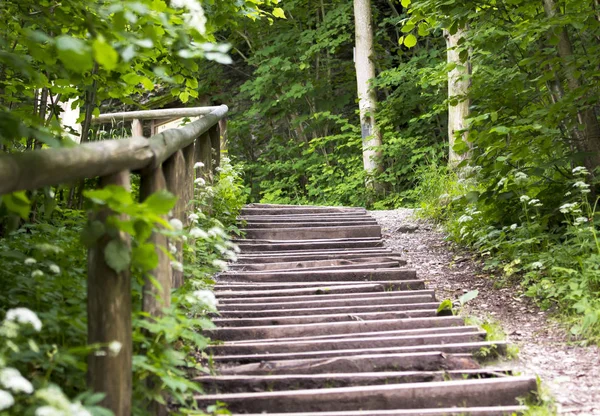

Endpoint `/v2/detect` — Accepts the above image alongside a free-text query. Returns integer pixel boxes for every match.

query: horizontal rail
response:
[92,106,224,124]
[0,105,228,195]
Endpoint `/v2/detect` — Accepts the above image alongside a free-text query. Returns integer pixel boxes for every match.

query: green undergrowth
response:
[415,163,600,344]
[0,158,246,415]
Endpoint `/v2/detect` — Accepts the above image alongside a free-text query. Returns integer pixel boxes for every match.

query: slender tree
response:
[353,0,384,189]
[543,0,600,174]
[445,27,472,167]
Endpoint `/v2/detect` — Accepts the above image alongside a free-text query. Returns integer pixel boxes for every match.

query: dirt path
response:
[371,208,600,416]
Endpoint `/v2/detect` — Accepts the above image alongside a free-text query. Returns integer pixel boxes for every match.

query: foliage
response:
[0,157,246,414]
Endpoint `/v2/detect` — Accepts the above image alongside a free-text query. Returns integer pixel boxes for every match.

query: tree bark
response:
[543,0,600,173]
[445,28,472,167]
[353,0,384,190]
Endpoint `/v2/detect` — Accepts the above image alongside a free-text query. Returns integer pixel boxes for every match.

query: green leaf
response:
[143,190,177,215]
[459,290,479,305]
[436,299,454,315]
[92,37,119,71]
[273,8,286,19]
[81,220,106,247]
[2,191,31,219]
[132,243,159,272]
[401,0,411,7]
[55,35,93,72]
[404,34,417,48]
[104,239,131,273]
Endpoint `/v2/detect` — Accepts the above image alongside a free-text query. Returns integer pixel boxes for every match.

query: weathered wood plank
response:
[87,171,132,416]
[164,150,186,288]
[140,166,172,315]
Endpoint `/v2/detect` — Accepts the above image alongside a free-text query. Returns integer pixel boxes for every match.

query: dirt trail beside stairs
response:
[371,209,600,416]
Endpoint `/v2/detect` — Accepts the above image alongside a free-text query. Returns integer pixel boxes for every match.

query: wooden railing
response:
[0,104,228,415]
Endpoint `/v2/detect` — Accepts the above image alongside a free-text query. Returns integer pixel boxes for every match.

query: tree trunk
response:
[543,0,600,173]
[353,0,384,190]
[445,28,472,167]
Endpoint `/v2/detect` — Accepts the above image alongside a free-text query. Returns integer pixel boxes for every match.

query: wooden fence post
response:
[182,143,196,215]
[163,150,186,288]
[195,132,212,183]
[87,170,132,416]
[139,166,172,315]
[209,124,221,176]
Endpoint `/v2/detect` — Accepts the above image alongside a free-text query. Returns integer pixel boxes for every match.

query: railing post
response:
[87,170,132,416]
[163,150,186,288]
[209,124,221,176]
[132,118,143,136]
[182,142,196,214]
[140,166,172,314]
[195,132,213,183]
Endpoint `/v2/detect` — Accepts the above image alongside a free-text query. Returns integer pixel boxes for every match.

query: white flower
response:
[0,390,14,411]
[169,218,183,231]
[530,261,543,270]
[458,215,472,223]
[5,308,42,331]
[574,216,588,225]
[208,227,227,238]
[192,290,218,310]
[212,259,229,271]
[48,264,60,275]
[232,244,241,253]
[31,270,44,278]
[193,162,204,169]
[519,195,530,203]
[559,202,578,214]
[35,406,63,416]
[510,223,518,230]
[48,190,55,198]
[528,198,539,205]
[194,177,206,186]
[572,166,588,175]
[70,402,92,416]
[564,191,572,196]
[24,258,37,265]
[171,261,183,272]
[0,368,34,394]
[169,243,177,254]
[497,177,507,188]
[171,0,206,34]
[225,251,238,262]
[188,213,199,222]
[190,227,209,239]
[514,172,528,184]
[573,181,590,189]
[108,341,122,357]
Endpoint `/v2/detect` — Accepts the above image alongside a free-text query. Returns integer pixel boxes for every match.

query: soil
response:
[371,208,600,416]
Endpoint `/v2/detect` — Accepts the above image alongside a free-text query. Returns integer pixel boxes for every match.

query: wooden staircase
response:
[195,204,537,415]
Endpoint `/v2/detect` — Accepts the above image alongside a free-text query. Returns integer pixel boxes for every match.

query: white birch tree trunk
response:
[445,28,472,167]
[354,0,384,188]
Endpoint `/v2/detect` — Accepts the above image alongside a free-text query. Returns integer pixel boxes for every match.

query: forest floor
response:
[371,208,600,416]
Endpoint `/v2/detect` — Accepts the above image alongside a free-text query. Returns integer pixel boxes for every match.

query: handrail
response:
[92,105,224,123]
[0,104,228,416]
[0,104,228,194]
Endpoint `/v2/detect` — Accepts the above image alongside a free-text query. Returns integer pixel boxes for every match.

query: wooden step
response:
[226,326,482,344]
[236,238,383,252]
[242,225,382,241]
[212,341,507,363]
[209,331,486,354]
[219,268,417,283]
[230,261,402,273]
[209,316,465,341]
[230,407,528,416]
[217,351,480,375]
[243,220,378,228]
[195,377,537,413]
[241,207,367,216]
[212,310,439,327]
[196,369,513,392]
[215,281,428,292]
[217,303,441,318]
[230,256,407,271]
